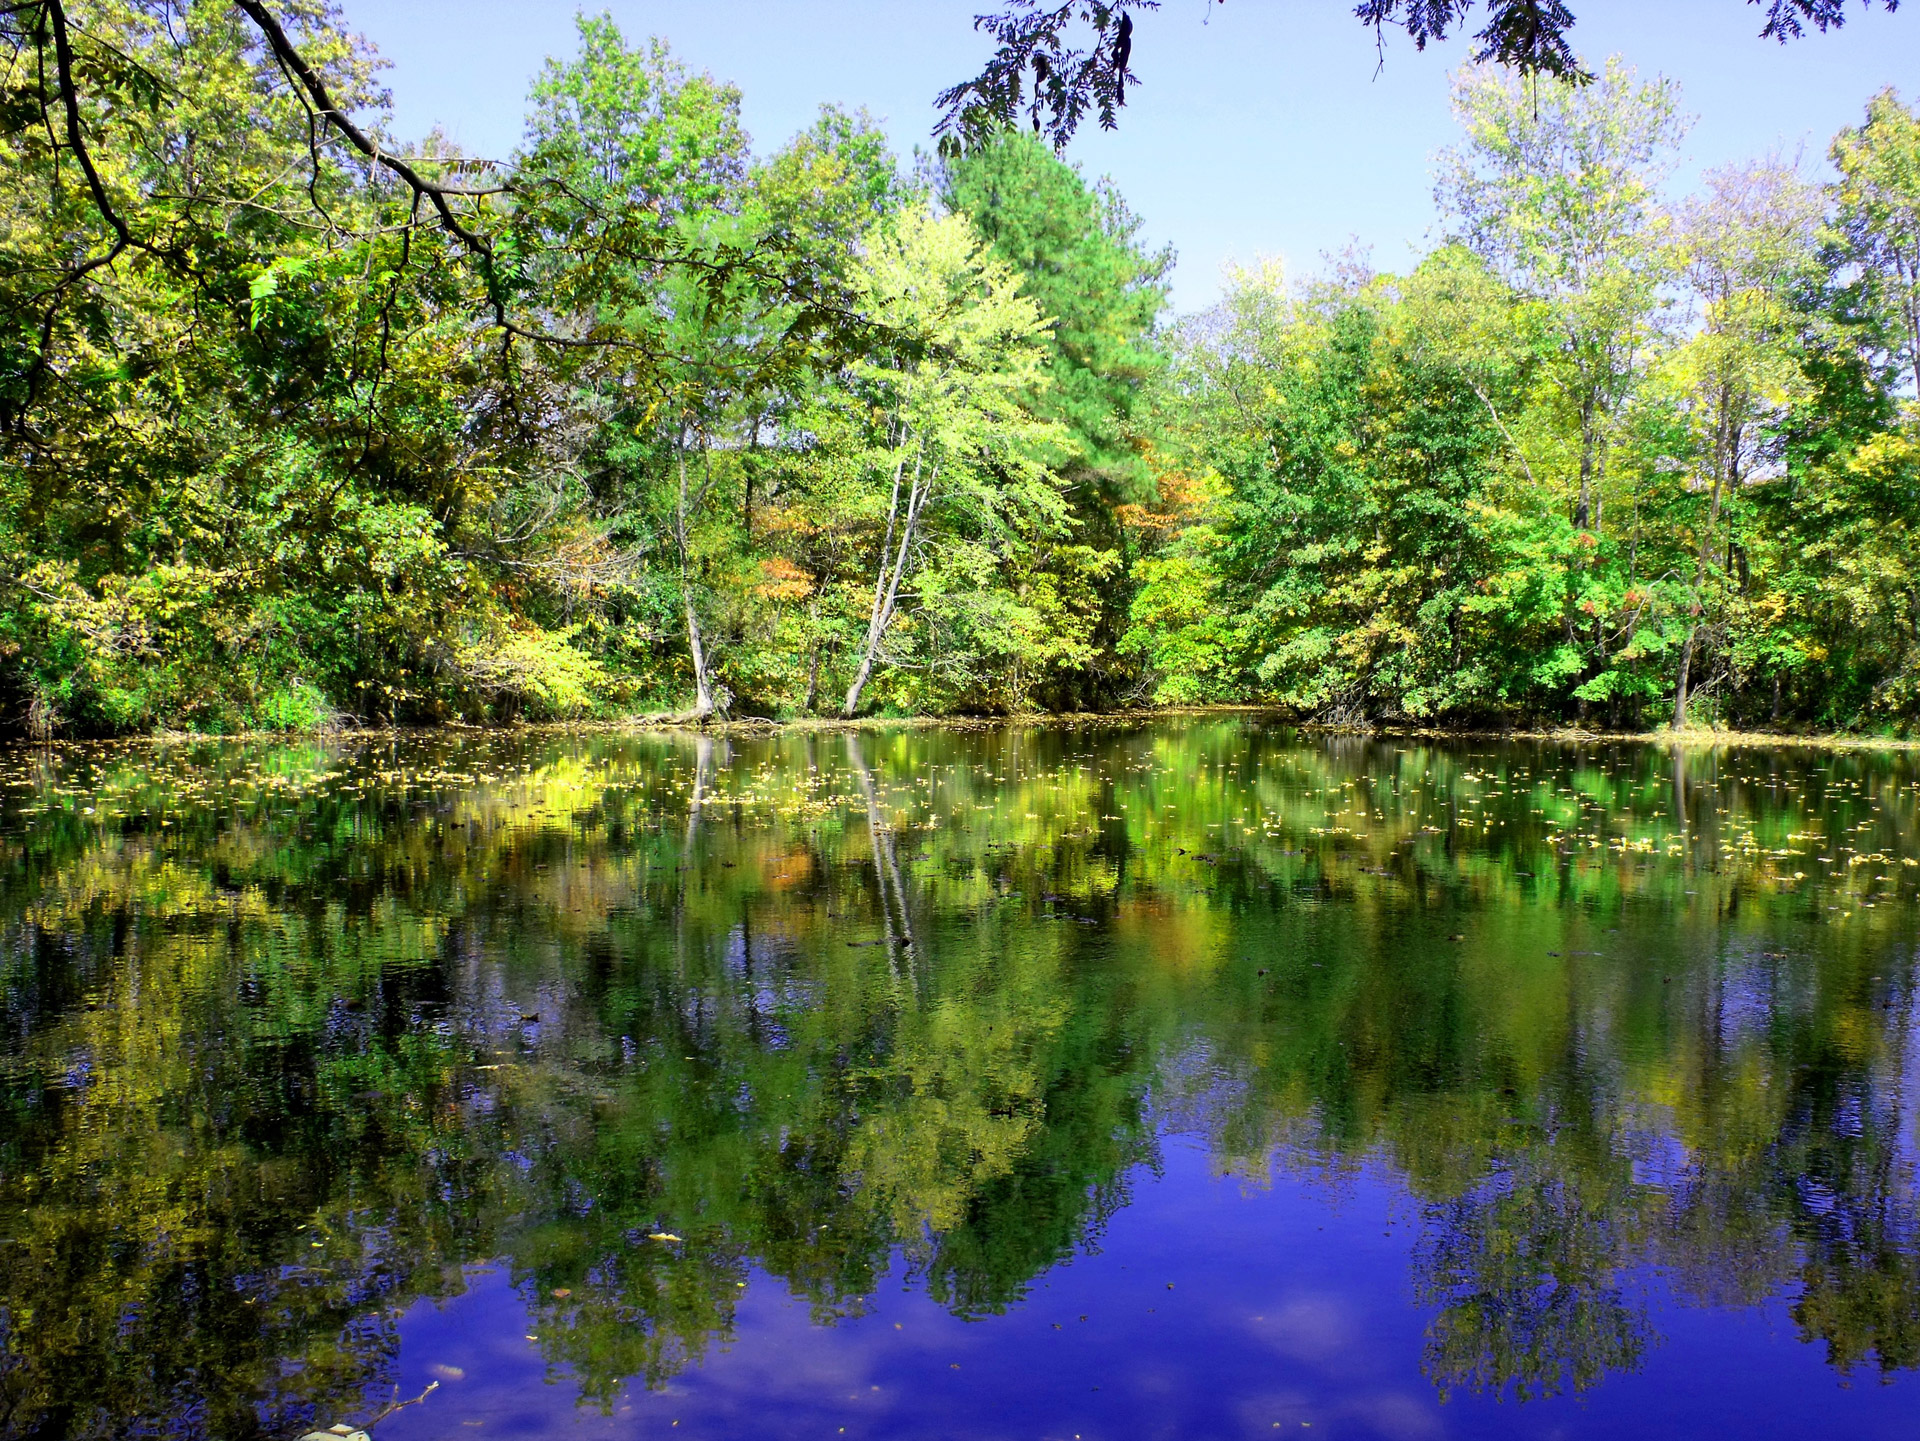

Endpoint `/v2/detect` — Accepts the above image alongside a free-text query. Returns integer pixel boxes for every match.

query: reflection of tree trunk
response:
[1671,745,1688,863]
[685,733,715,855]
[844,445,933,718]
[671,734,717,958]
[740,901,761,1047]
[846,733,915,963]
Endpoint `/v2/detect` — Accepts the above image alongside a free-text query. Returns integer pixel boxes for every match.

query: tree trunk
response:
[1466,379,1536,486]
[843,447,931,718]
[678,446,715,719]
[1569,394,1603,716]
[1673,627,1698,729]
[1671,745,1689,859]
[1575,396,1597,532]
[1673,395,1736,731]
[1905,272,1920,400]
[842,648,879,720]
[1592,443,1607,534]
[803,641,821,714]
[685,585,714,718]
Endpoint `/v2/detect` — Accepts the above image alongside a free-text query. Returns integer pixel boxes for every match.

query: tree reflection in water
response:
[0,720,1913,1435]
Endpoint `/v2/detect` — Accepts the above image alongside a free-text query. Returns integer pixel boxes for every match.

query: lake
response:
[1,717,1917,1440]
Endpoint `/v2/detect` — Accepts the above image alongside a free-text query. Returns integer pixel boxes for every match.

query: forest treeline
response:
[4,4,1920,736]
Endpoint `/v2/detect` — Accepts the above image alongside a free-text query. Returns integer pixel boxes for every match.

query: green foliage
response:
[823,203,1069,715]
[1136,75,1920,734]
[942,130,1172,708]
[0,0,615,734]
[1120,540,1240,704]
[1830,87,1920,398]
[3,8,1920,738]
[941,130,1170,488]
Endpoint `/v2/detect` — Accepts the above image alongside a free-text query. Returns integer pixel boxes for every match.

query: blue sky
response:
[336,0,1919,313]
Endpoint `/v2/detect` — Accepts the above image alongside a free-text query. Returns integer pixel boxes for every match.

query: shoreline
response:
[10,705,1920,755]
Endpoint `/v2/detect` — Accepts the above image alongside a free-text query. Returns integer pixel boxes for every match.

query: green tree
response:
[941,130,1169,490]
[1830,88,1920,400]
[1438,57,1687,538]
[517,16,751,719]
[942,130,1171,706]
[0,0,614,733]
[1667,161,1823,726]
[824,205,1067,715]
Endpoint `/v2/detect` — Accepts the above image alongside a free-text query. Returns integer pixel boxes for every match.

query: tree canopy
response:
[3,4,1920,736]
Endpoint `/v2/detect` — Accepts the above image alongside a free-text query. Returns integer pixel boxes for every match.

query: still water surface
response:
[2,718,1919,1439]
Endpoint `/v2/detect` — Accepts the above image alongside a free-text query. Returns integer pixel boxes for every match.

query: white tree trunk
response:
[677,444,716,719]
[843,447,933,717]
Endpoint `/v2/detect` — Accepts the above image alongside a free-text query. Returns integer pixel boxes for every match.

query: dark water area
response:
[1,718,1918,1439]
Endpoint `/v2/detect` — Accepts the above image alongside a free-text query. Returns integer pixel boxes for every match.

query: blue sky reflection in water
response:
[376,1150,1920,1441]
[3,719,1920,1438]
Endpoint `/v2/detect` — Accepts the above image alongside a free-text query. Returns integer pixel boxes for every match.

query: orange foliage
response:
[752,556,816,602]
[1116,442,1217,533]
